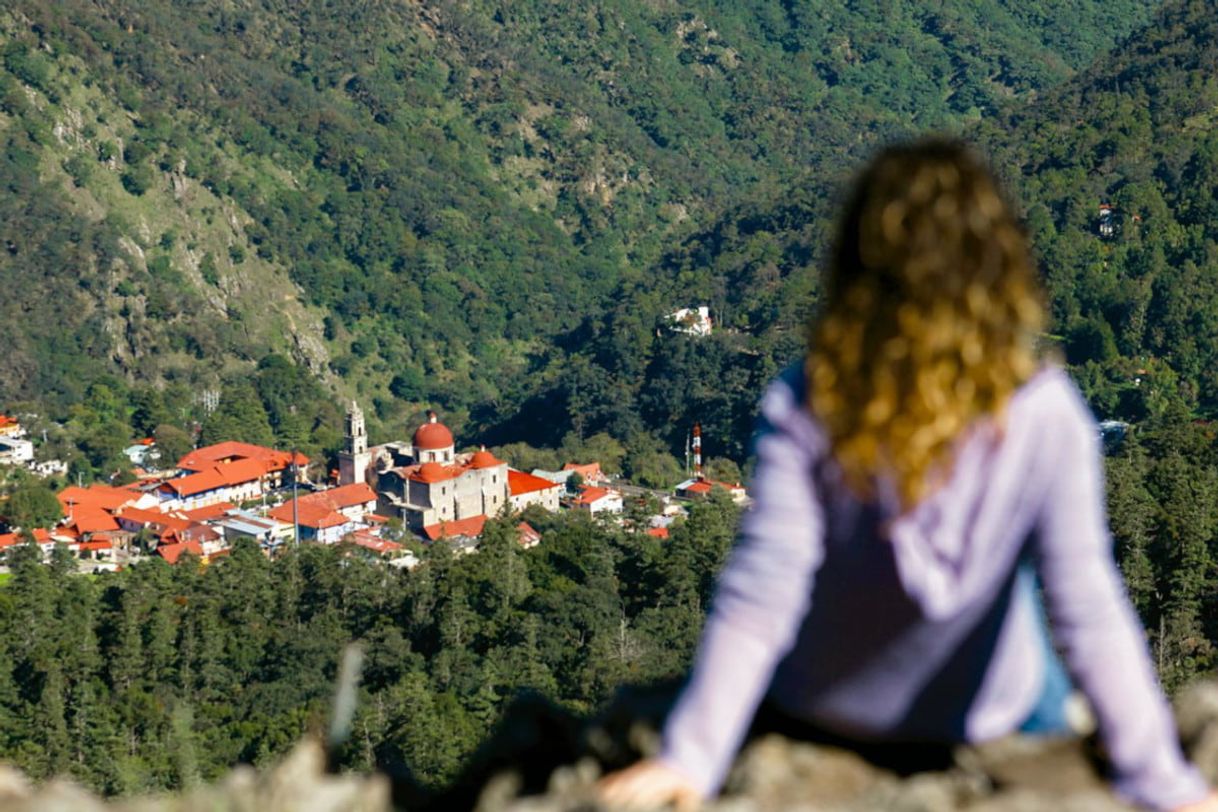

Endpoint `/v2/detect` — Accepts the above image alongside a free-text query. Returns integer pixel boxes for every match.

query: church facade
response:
[338,404,509,536]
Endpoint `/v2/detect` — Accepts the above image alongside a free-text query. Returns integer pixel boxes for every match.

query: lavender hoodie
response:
[659,364,1208,810]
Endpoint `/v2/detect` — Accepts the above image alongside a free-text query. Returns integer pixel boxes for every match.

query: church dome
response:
[469,446,501,469]
[413,410,454,451]
[411,461,450,483]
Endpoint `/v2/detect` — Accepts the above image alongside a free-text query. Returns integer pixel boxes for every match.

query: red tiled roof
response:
[574,486,611,505]
[58,484,138,513]
[156,540,203,565]
[646,527,670,539]
[0,528,51,548]
[469,448,502,469]
[422,515,487,541]
[679,476,743,496]
[270,500,349,529]
[178,502,236,522]
[344,531,402,554]
[408,461,463,484]
[117,507,192,534]
[64,507,121,534]
[78,538,113,552]
[180,523,221,544]
[177,441,307,473]
[161,457,270,497]
[517,522,541,546]
[508,469,561,497]
[267,483,376,530]
[562,462,603,480]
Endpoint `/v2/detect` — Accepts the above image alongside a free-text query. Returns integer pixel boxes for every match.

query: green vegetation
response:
[6,0,1218,796]
[0,496,740,793]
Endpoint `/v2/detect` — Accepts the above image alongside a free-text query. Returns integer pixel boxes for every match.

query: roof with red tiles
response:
[268,483,377,530]
[177,441,307,473]
[508,469,561,497]
[574,485,613,505]
[160,457,271,497]
[177,502,237,522]
[344,531,402,555]
[0,528,51,548]
[408,461,464,484]
[58,484,139,513]
[156,539,203,565]
[422,514,487,541]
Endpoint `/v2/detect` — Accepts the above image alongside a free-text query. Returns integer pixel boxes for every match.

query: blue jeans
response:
[1016,566,1074,735]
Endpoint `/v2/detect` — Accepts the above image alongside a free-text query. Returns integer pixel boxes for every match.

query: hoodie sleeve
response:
[658,370,827,796]
[1034,379,1209,811]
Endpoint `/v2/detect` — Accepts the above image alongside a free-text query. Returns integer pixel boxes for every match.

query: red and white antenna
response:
[692,422,703,479]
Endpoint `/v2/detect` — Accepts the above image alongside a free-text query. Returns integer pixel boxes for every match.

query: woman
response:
[599,140,1215,811]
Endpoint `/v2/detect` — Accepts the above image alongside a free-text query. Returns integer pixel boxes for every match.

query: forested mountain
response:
[8,0,1218,801]
[0,0,1157,469]
[0,499,740,793]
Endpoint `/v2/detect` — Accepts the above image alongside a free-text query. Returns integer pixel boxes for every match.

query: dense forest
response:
[0,496,739,793]
[5,0,1218,797]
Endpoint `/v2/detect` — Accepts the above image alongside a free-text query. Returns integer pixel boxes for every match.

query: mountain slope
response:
[0,1,1157,447]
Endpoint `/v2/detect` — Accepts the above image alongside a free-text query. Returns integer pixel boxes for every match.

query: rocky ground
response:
[5,682,1218,812]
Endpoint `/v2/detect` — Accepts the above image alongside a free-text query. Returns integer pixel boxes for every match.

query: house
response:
[675,475,749,504]
[0,436,34,465]
[156,539,203,565]
[154,459,271,509]
[572,485,624,515]
[342,529,403,556]
[0,528,51,554]
[0,414,23,437]
[268,482,378,544]
[422,514,487,543]
[157,441,310,509]
[508,469,564,512]
[217,510,291,550]
[646,526,669,540]
[665,306,713,336]
[123,439,157,469]
[178,441,309,481]
[562,462,607,485]
[1098,203,1117,238]
[517,521,542,549]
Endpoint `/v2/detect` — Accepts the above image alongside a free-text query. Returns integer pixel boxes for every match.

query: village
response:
[0,403,748,573]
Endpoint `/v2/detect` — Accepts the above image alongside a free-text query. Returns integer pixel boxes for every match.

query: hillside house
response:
[508,469,564,512]
[0,436,34,465]
[666,306,713,336]
[573,485,624,515]
[675,475,749,504]
[269,482,378,544]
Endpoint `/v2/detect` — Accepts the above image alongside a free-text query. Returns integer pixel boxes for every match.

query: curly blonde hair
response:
[807,139,1045,510]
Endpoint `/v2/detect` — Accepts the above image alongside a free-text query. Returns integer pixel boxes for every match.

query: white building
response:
[0,436,34,465]
[666,306,713,336]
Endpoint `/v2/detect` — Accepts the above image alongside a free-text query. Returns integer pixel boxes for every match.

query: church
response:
[337,403,510,537]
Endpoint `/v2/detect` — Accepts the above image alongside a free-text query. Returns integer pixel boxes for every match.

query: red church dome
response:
[469,446,501,469]
[411,461,451,483]
[412,410,454,451]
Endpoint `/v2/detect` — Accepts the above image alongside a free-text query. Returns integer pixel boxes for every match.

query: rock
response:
[7,680,1218,811]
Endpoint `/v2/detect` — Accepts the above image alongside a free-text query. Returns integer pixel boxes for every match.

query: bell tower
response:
[338,400,371,485]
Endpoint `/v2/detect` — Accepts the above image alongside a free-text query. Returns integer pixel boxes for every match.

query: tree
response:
[5,483,62,529]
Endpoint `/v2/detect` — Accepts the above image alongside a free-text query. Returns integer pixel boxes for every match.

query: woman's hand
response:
[596,758,702,811]
[1175,793,1218,812]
